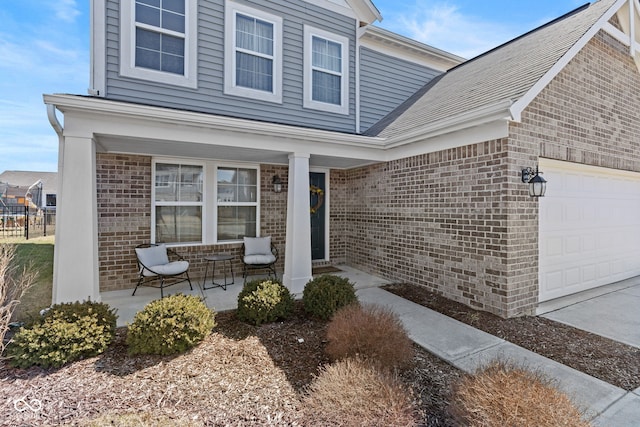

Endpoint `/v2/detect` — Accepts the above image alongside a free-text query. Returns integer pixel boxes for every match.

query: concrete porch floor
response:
[101,265,390,327]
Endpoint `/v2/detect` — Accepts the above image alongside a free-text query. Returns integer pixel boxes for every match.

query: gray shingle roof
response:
[368,0,618,139]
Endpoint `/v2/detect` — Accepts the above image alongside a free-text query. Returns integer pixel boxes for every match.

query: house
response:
[45,0,640,318]
[0,171,58,210]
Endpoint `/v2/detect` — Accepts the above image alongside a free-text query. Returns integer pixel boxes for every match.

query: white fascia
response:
[358,25,465,71]
[44,94,385,150]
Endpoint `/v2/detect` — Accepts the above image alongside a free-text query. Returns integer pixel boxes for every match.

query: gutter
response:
[46,103,63,136]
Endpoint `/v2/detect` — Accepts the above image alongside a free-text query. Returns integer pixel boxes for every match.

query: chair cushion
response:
[142,260,189,277]
[136,244,169,267]
[244,254,276,265]
[244,236,272,256]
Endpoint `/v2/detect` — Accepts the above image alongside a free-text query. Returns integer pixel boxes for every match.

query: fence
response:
[0,205,56,240]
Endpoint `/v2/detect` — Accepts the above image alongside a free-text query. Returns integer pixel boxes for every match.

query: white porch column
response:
[52,135,99,303]
[283,153,312,294]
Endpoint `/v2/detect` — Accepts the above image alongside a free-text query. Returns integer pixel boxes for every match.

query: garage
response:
[538,159,640,302]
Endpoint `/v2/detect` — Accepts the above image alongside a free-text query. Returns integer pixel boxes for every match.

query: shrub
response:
[302,275,357,320]
[127,294,215,355]
[326,303,413,370]
[450,361,590,427]
[0,244,37,355]
[6,300,117,368]
[237,279,294,326]
[304,357,418,426]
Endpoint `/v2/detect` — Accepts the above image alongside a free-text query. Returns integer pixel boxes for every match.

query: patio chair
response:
[242,236,278,282]
[133,243,193,298]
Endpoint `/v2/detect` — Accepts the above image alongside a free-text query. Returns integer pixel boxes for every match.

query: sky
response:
[0,0,588,173]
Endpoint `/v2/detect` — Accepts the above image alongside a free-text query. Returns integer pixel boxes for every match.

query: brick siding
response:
[345,30,640,318]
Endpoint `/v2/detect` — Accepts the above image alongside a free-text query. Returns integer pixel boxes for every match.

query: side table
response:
[202,254,235,291]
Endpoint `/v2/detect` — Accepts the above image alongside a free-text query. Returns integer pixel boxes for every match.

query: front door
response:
[310,172,326,260]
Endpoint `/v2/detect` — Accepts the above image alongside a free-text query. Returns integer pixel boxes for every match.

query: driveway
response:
[539,277,640,349]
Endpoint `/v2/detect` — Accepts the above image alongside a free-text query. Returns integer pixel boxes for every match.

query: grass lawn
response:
[2,235,54,323]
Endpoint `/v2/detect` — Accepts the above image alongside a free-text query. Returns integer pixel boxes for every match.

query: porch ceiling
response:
[95,134,380,169]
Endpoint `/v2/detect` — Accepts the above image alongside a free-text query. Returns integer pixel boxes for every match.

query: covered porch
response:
[101,265,390,327]
[44,94,388,305]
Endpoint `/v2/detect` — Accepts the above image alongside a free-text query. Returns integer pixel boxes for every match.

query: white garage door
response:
[538,159,640,302]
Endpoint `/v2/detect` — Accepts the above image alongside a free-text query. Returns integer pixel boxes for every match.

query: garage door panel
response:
[539,160,640,302]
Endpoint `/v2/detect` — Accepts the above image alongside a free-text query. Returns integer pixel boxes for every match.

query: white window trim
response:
[214,164,261,243]
[152,159,206,245]
[303,25,349,115]
[224,1,283,103]
[120,0,198,88]
[152,158,261,246]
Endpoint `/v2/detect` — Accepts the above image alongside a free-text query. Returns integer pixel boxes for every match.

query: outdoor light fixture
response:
[272,175,282,193]
[521,166,547,197]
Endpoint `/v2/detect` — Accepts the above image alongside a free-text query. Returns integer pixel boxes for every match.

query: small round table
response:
[202,254,235,291]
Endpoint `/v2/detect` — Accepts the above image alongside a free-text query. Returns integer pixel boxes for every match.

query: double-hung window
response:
[153,162,204,244]
[152,160,259,245]
[224,1,283,103]
[121,0,197,88]
[216,167,258,241]
[304,26,349,115]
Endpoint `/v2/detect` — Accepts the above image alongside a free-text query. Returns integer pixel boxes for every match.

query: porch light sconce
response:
[521,166,547,197]
[272,175,283,193]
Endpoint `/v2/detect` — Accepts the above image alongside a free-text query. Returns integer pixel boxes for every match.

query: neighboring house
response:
[0,171,58,210]
[45,0,640,318]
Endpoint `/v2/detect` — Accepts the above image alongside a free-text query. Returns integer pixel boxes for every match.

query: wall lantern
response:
[521,166,547,197]
[272,175,283,193]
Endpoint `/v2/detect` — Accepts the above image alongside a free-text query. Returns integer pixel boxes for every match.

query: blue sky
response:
[0,0,586,173]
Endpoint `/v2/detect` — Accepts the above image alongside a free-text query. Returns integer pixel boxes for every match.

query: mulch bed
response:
[383,283,640,391]
[0,302,461,426]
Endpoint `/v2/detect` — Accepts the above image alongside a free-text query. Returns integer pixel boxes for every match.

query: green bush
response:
[237,279,294,326]
[303,275,358,320]
[6,300,117,369]
[127,294,215,356]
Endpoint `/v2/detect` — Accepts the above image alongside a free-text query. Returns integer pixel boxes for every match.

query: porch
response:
[101,265,390,327]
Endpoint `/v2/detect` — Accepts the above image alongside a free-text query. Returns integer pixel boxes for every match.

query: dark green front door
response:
[310,172,326,260]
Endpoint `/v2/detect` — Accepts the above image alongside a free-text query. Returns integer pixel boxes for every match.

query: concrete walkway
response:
[357,287,640,426]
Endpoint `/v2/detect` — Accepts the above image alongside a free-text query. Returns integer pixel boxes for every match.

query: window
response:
[120,0,197,88]
[304,26,349,114]
[152,160,260,245]
[46,194,57,207]
[153,162,204,244]
[217,167,258,241]
[224,1,283,103]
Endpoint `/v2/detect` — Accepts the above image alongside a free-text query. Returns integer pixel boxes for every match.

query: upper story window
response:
[120,0,197,88]
[224,1,283,103]
[304,26,349,115]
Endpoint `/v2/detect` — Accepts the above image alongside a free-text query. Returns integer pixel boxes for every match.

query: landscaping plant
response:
[302,274,357,320]
[6,300,117,368]
[304,357,418,426]
[450,360,590,427]
[326,303,413,370]
[127,293,215,355]
[0,244,36,355]
[237,279,294,326]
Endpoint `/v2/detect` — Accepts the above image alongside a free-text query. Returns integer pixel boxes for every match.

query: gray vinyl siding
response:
[105,0,358,133]
[359,47,441,133]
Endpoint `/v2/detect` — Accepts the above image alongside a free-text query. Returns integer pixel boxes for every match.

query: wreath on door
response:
[310,185,324,214]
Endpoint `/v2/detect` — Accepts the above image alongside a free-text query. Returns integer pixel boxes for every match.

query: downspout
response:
[355,24,364,134]
[46,103,64,306]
